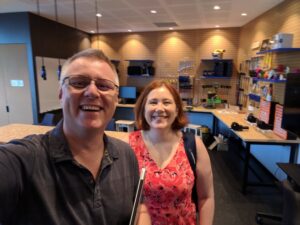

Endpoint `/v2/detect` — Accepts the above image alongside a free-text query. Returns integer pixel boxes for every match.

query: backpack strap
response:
[182,131,198,211]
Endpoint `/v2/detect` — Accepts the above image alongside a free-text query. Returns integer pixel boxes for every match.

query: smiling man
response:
[0,49,150,225]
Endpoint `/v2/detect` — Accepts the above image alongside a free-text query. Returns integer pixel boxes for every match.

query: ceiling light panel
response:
[1,0,284,33]
[168,4,200,15]
[163,0,196,6]
[123,0,161,8]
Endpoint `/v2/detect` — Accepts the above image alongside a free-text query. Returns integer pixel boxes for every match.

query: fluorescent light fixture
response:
[169,27,173,30]
[241,13,247,16]
[150,10,157,14]
[90,30,95,33]
[96,13,102,17]
[215,25,220,28]
[214,5,221,10]
[128,29,132,32]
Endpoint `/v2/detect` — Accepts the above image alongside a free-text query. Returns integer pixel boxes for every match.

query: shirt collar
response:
[47,120,119,163]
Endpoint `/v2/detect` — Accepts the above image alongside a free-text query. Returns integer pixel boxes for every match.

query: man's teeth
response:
[81,105,100,111]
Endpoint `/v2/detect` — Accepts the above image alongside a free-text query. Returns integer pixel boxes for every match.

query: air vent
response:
[153,22,178,27]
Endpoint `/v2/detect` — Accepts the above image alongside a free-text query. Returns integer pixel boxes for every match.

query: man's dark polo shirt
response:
[0,122,139,225]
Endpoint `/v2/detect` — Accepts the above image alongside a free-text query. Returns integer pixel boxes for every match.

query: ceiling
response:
[0,0,284,34]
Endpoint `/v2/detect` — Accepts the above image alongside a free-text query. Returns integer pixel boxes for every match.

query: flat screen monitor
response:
[119,86,137,104]
[282,73,300,137]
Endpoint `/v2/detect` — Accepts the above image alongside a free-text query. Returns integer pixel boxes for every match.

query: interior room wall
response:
[0,12,91,124]
[29,12,91,122]
[91,27,240,105]
[238,0,300,69]
[29,13,91,59]
[237,0,300,171]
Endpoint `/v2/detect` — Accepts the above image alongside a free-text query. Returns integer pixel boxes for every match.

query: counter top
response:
[213,110,300,143]
[0,123,128,144]
[117,103,135,108]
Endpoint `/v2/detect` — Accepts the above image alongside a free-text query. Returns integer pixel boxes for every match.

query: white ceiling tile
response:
[0,0,284,33]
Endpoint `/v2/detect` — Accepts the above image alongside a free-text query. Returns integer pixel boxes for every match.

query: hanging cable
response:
[95,0,100,49]
[54,0,62,80]
[73,0,78,29]
[37,0,47,80]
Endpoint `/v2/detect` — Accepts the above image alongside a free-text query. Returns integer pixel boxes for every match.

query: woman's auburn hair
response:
[134,80,188,131]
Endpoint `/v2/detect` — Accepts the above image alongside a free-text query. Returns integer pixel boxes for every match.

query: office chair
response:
[256,179,300,225]
[40,113,55,126]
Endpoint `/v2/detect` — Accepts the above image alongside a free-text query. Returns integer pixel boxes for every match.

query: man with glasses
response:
[0,49,150,225]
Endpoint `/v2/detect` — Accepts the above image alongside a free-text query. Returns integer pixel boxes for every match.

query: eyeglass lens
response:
[66,76,117,92]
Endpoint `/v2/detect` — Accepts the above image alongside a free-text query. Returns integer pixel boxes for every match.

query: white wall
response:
[0,44,33,125]
[36,56,65,113]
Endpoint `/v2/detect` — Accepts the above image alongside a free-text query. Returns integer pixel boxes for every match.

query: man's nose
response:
[84,81,100,96]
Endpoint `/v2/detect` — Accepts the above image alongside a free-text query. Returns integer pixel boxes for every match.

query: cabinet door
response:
[0,44,33,125]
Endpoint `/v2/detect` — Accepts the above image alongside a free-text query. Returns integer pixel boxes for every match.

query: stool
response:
[183,124,202,137]
[115,120,135,132]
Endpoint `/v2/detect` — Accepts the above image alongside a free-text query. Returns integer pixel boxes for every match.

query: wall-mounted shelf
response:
[249,93,261,102]
[256,48,300,55]
[111,59,120,74]
[199,76,231,79]
[201,59,233,62]
[126,59,155,77]
[200,59,233,77]
[252,78,286,83]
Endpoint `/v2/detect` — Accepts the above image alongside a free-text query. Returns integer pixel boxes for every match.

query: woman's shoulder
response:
[129,130,142,141]
[128,130,145,150]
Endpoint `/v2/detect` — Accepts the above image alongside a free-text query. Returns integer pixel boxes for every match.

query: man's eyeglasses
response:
[62,75,119,92]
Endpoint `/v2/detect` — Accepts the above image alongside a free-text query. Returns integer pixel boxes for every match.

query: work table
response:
[0,123,128,144]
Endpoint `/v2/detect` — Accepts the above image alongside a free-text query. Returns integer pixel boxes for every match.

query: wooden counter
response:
[213,110,300,143]
[117,103,135,108]
[0,123,128,144]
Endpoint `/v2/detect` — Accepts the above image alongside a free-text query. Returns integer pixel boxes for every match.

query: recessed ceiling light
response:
[241,13,247,16]
[128,29,132,32]
[150,10,157,14]
[214,5,221,10]
[215,25,220,28]
[90,30,95,33]
[96,13,102,17]
[169,27,173,30]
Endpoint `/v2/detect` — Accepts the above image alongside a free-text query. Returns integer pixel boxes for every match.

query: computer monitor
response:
[119,86,137,104]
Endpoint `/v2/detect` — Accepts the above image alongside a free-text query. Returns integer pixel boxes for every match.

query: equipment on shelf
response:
[201,59,233,77]
[271,33,293,49]
[127,60,155,76]
[212,49,226,59]
[202,83,230,108]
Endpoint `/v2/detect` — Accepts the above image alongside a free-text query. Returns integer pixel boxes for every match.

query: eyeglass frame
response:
[62,75,119,93]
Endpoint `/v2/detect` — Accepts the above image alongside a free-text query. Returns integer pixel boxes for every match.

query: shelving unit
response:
[200,76,231,79]
[126,59,155,77]
[200,59,233,77]
[111,59,120,75]
[237,73,251,107]
[256,48,300,55]
[178,60,195,105]
[237,48,300,109]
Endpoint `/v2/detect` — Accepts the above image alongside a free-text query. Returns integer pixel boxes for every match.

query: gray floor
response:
[209,145,283,225]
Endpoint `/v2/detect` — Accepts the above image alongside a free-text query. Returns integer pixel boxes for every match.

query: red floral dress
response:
[129,131,196,225]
